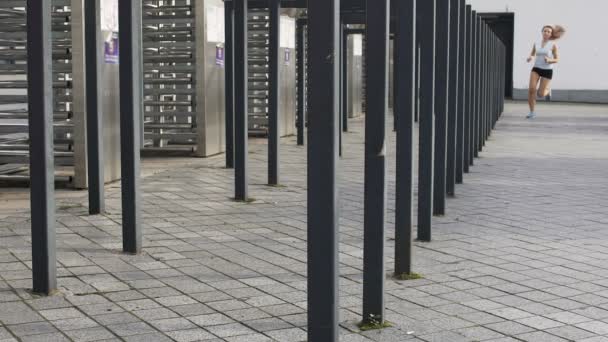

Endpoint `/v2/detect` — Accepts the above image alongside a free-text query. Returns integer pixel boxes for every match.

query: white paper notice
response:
[353,35,363,56]
[206,6,225,43]
[280,17,295,48]
[101,0,119,33]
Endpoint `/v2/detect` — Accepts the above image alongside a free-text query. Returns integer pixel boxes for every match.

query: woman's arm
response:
[545,44,560,64]
[526,45,536,62]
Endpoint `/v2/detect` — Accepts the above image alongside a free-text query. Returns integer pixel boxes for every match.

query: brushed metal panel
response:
[195,0,226,157]
[100,45,121,182]
[71,0,87,188]
[279,15,296,137]
[348,34,364,118]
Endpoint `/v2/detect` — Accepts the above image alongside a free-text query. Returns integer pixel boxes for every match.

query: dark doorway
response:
[480,13,514,98]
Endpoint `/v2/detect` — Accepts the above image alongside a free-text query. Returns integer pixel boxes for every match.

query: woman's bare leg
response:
[528,71,541,113]
[537,78,552,98]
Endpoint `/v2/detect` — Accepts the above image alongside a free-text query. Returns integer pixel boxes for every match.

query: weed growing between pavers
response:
[395,272,423,281]
[358,315,393,331]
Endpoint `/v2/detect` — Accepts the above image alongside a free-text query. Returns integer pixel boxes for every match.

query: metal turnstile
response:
[248,10,296,137]
[0,0,74,183]
[142,1,197,151]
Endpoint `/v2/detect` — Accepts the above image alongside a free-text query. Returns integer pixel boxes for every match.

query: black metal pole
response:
[472,14,480,159]
[463,5,472,172]
[482,25,487,146]
[343,26,349,133]
[476,18,483,154]
[417,0,436,242]
[268,0,280,185]
[433,0,449,215]
[225,1,235,168]
[27,0,56,295]
[455,0,466,183]
[480,24,485,147]
[234,0,248,201]
[486,26,490,141]
[414,12,421,123]
[446,0,459,196]
[119,0,143,254]
[338,23,343,157]
[307,0,340,339]
[489,31,494,137]
[84,0,105,215]
[362,0,389,325]
[488,27,493,139]
[394,0,416,277]
[296,19,306,146]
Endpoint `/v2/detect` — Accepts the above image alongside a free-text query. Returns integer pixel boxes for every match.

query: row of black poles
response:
[306,0,507,340]
[226,0,283,198]
[28,0,143,294]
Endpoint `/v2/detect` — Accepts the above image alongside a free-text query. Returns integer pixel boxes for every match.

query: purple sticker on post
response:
[284,48,291,66]
[216,45,225,67]
[104,33,119,64]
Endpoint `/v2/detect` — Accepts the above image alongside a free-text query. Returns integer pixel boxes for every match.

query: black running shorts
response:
[532,67,553,80]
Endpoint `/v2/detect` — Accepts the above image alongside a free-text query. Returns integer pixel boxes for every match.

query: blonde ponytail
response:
[551,25,566,40]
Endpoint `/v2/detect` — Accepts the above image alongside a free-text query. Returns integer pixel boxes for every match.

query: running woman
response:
[526,24,565,119]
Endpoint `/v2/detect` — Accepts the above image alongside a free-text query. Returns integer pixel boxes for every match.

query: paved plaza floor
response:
[1,101,608,341]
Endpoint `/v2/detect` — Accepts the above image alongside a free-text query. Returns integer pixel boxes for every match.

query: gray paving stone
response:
[166,328,216,342]
[515,331,569,342]
[453,326,504,340]
[0,302,43,325]
[576,320,608,335]
[189,313,235,327]
[488,307,535,320]
[514,315,564,330]
[265,328,307,342]
[51,317,99,331]
[107,322,156,337]
[63,327,115,342]
[484,321,536,336]
[0,327,12,340]
[7,321,57,337]
[224,334,274,342]
[418,330,471,342]
[170,303,215,317]
[578,337,608,342]
[155,295,198,307]
[93,312,140,325]
[205,323,256,338]
[224,308,271,321]
[19,333,71,342]
[150,318,196,332]
[122,333,174,342]
[39,307,84,321]
[545,325,596,341]
[544,311,593,325]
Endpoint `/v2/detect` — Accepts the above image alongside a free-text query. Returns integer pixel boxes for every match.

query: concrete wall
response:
[468,0,608,103]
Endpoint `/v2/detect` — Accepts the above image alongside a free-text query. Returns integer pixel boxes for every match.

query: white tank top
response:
[534,40,555,70]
